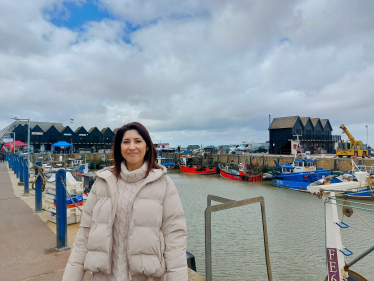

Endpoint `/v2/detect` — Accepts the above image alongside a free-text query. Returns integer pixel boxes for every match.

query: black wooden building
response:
[0,121,118,153]
[269,116,341,154]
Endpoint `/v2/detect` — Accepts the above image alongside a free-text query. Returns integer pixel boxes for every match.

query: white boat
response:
[157,157,175,169]
[307,172,371,280]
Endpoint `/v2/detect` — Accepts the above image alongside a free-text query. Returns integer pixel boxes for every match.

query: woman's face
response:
[121,129,147,171]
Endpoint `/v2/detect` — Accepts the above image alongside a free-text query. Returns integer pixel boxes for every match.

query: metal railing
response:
[205,195,272,281]
[299,134,341,142]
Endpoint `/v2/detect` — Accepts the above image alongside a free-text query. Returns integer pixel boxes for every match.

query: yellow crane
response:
[337,124,368,158]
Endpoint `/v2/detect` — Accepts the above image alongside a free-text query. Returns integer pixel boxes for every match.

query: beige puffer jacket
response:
[62,164,188,281]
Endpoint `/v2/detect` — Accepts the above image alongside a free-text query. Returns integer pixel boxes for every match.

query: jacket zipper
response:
[125,177,152,281]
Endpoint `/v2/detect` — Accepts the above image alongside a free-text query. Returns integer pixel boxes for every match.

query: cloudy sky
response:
[0,0,373,147]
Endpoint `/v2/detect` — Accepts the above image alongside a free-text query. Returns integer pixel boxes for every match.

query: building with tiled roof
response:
[268,116,341,154]
[0,121,118,153]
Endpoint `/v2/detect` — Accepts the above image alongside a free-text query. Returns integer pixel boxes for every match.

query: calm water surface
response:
[168,170,374,281]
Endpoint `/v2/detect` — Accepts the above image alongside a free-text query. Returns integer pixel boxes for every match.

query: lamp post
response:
[365,125,368,147]
[11,117,30,168]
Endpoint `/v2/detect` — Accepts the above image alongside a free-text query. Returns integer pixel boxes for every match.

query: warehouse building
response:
[268,116,341,154]
[0,121,116,153]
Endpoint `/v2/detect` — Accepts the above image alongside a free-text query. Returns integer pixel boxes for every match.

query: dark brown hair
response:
[112,122,159,179]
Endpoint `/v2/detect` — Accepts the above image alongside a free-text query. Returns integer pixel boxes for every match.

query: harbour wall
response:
[31,153,374,172]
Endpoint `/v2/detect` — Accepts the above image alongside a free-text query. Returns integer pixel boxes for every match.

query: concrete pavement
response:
[0,162,91,281]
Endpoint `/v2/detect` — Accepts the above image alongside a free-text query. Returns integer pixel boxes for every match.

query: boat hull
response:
[219,168,263,182]
[179,165,217,174]
[274,179,372,199]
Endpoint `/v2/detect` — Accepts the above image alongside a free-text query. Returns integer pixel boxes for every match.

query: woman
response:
[63,122,188,281]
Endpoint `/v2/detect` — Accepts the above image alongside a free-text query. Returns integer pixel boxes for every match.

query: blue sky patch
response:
[45,1,112,30]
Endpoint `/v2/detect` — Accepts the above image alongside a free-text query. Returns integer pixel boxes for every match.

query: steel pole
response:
[56,169,69,250]
[367,125,368,148]
[15,156,19,177]
[23,158,29,195]
[35,161,43,212]
[19,156,24,184]
[27,119,30,169]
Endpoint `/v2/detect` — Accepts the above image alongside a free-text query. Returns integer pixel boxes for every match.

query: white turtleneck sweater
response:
[93,162,162,281]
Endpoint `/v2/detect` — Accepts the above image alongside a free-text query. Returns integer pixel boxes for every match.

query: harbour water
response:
[168,170,374,281]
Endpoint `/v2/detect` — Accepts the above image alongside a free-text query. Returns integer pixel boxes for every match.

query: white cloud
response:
[0,0,374,146]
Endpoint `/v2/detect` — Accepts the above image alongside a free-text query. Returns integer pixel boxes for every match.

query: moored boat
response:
[273,149,333,190]
[179,155,217,174]
[219,162,263,182]
[157,157,175,169]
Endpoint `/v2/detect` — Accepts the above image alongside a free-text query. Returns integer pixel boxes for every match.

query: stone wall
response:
[31,152,374,172]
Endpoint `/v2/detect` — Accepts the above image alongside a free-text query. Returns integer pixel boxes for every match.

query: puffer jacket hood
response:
[63,162,188,281]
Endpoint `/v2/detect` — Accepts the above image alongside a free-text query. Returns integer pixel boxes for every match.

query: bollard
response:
[34,162,43,212]
[13,155,17,175]
[17,156,20,177]
[56,169,69,250]
[23,158,29,196]
[19,157,24,184]
[18,156,21,179]
[18,156,22,179]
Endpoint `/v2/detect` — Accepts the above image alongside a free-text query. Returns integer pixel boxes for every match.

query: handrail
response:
[205,195,273,281]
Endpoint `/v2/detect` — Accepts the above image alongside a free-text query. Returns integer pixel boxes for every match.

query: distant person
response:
[0,152,3,162]
[63,122,188,281]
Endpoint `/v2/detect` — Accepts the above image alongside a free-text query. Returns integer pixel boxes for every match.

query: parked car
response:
[229,144,242,154]
[252,146,268,153]
[202,145,217,154]
[236,142,253,153]
[216,145,230,154]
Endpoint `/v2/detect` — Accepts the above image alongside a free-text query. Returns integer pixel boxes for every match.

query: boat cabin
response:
[179,155,196,167]
[293,159,317,173]
[223,163,251,175]
[157,157,175,169]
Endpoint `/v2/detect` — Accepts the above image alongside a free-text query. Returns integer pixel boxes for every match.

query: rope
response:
[60,176,83,212]
[352,209,374,231]
[31,164,47,192]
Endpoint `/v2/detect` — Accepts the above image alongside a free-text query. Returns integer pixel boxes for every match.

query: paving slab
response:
[0,162,72,281]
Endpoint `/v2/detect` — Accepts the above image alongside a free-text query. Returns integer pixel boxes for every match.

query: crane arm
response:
[340,124,357,146]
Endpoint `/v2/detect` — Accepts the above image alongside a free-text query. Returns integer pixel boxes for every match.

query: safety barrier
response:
[205,195,273,281]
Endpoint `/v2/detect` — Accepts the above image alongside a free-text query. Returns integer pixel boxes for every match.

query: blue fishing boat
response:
[273,145,333,191]
[274,170,335,191]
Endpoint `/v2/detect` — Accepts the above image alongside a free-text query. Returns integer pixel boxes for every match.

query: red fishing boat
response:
[179,155,217,175]
[219,163,264,182]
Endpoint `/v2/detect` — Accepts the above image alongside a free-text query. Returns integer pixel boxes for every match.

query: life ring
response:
[293,144,297,149]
